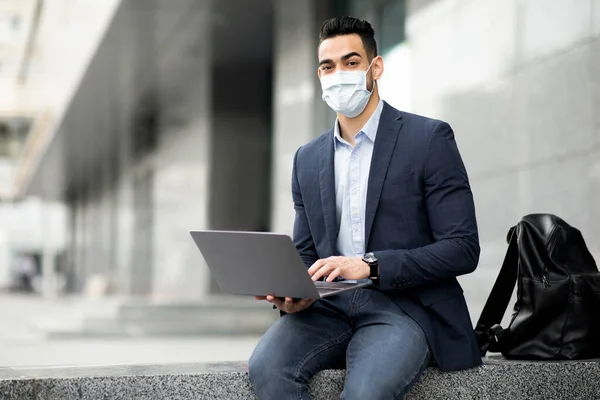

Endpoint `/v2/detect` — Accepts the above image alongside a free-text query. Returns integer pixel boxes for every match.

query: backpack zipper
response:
[542,269,550,288]
[542,225,561,289]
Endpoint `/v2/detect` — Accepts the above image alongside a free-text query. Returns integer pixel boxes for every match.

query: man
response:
[249,16,481,399]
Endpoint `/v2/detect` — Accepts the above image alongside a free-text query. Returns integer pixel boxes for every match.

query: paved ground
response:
[0,336,261,368]
[0,294,260,368]
[0,251,514,369]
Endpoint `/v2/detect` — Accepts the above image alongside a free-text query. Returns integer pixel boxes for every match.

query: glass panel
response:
[349,0,372,16]
[332,0,349,16]
[378,0,406,55]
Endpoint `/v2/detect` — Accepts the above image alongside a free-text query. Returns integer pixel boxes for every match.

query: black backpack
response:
[475,214,600,360]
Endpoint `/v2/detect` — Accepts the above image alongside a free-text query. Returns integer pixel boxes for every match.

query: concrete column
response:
[40,201,67,298]
[150,0,213,300]
[270,0,335,234]
[209,64,272,233]
[40,247,56,298]
[40,201,57,298]
[73,195,86,292]
[109,0,157,297]
[114,173,134,295]
[112,47,135,295]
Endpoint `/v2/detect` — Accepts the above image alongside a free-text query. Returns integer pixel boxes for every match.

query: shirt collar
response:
[333,99,384,149]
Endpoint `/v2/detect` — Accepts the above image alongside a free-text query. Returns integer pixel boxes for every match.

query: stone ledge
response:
[1,359,599,399]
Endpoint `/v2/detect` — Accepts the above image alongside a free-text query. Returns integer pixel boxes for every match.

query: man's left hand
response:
[308,256,369,282]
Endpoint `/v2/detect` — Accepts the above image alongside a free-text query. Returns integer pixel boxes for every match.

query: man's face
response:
[317,34,382,91]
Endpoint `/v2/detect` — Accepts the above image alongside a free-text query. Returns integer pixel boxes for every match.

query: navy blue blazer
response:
[291,101,482,371]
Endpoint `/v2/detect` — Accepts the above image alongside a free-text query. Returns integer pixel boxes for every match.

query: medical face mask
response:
[320,60,375,118]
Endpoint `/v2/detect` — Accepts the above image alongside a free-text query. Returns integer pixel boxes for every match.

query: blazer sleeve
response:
[291,148,319,268]
[375,121,480,290]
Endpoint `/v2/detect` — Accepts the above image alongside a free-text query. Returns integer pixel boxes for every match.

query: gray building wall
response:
[401,0,600,321]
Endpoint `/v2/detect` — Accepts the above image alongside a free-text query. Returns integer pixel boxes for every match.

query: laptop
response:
[190,230,370,299]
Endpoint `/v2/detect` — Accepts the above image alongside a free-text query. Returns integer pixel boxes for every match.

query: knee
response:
[248,343,295,397]
[248,346,269,387]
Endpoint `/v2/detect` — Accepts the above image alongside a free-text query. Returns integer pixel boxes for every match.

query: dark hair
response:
[319,16,378,60]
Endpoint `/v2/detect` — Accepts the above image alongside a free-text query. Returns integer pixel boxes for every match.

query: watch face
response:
[364,253,376,263]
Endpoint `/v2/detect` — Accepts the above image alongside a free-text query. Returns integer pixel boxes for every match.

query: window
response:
[377,0,406,56]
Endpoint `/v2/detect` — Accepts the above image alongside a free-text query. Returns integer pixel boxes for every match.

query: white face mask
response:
[320,60,375,118]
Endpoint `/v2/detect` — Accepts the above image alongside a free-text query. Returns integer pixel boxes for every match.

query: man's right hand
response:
[255,295,315,314]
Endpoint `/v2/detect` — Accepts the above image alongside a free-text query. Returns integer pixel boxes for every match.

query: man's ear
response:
[317,67,322,80]
[372,56,384,80]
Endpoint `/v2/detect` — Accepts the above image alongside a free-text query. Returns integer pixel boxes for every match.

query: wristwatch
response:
[362,252,380,287]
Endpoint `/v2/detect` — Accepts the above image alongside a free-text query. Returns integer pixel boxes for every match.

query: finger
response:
[285,298,295,310]
[307,258,328,276]
[311,264,328,281]
[311,263,334,281]
[255,296,267,301]
[326,267,342,282]
[271,297,285,309]
[299,298,314,308]
[307,260,320,275]
[266,295,275,302]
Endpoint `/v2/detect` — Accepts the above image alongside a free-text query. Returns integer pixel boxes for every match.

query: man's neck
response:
[338,92,381,145]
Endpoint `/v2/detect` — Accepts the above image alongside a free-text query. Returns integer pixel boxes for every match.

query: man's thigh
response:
[248,298,353,394]
[343,290,430,400]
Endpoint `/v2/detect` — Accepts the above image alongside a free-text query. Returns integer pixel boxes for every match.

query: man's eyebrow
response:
[341,52,362,61]
[318,52,363,66]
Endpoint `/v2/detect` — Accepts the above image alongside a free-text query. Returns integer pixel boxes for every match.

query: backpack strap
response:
[474,228,519,356]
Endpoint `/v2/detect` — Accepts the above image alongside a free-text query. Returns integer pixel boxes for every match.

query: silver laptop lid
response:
[190,230,321,299]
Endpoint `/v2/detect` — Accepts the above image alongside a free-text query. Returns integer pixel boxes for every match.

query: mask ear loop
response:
[365,58,375,74]
[365,57,377,93]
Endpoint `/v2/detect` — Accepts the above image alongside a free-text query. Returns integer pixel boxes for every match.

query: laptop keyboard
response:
[314,281,361,290]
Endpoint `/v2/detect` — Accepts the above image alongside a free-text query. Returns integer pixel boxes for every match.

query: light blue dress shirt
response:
[334,99,384,257]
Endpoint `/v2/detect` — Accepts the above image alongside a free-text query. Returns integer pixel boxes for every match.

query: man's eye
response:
[348,61,358,66]
[322,66,331,70]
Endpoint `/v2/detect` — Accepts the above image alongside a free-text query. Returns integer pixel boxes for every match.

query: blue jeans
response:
[248,288,430,399]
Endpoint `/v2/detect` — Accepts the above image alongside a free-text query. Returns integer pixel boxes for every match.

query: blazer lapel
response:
[318,129,338,255]
[364,103,404,248]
